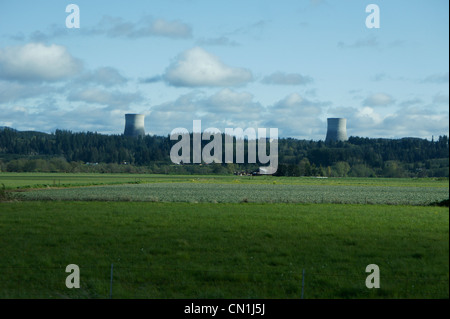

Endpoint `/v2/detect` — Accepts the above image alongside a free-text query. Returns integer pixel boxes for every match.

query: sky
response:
[0,0,448,140]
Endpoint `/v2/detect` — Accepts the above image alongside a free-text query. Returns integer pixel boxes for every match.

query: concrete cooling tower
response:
[124,114,145,137]
[325,118,348,142]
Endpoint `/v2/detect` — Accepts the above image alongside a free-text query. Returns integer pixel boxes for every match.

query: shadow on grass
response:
[428,199,449,207]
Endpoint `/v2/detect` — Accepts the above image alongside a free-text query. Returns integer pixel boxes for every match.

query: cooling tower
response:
[124,114,145,137]
[325,118,348,142]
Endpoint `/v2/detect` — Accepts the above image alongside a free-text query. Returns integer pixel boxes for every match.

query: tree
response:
[348,164,375,177]
[333,161,351,177]
[299,158,311,176]
[382,161,406,178]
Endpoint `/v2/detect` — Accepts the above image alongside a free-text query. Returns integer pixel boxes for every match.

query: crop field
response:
[3,173,449,205]
[0,173,448,299]
[18,182,450,205]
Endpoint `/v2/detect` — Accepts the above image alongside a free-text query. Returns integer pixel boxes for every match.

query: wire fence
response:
[0,264,448,299]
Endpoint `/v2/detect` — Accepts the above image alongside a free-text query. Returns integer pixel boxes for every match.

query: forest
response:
[0,128,448,177]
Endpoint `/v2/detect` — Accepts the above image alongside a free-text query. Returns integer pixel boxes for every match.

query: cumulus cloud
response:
[328,105,385,137]
[0,80,54,103]
[74,67,127,87]
[0,43,82,82]
[67,88,142,109]
[382,109,449,138]
[262,71,313,85]
[262,93,329,139]
[355,106,384,126]
[163,47,253,87]
[328,102,449,139]
[149,92,213,134]
[273,93,328,111]
[0,103,128,134]
[204,88,263,114]
[207,88,253,105]
[147,89,266,135]
[363,93,394,107]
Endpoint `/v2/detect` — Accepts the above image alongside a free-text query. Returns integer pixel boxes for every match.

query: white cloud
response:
[196,36,240,47]
[0,103,128,134]
[67,88,142,109]
[273,93,328,113]
[262,93,328,139]
[363,93,394,107]
[262,72,313,85]
[355,106,383,125]
[90,16,192,39]
[148,89,265,135]
[328,103,449,139]
[0,43,82,82]
[327,105,385,138]
[16,16,192,42]
[205,88,260,114]
[382,109,449,138]
[0,80,53,103]
[163,47,253,87]
[147,18,192,38]
[74,67,127,87]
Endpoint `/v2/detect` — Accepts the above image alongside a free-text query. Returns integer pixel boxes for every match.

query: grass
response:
[0,201,448,299]
[1,172,448,189]
[0,172,172,189]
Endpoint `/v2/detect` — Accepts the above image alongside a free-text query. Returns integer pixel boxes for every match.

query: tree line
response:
[0,128,448,177]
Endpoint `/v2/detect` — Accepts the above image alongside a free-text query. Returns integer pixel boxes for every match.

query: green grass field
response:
[0,173,448,299]
[1,172,448,189]
[0,201,448,299]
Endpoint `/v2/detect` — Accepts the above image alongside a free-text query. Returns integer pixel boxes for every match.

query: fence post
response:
[110,263,113,299]
[301,269,305,299]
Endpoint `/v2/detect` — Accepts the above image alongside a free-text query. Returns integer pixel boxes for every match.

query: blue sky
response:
[0,0,448,140]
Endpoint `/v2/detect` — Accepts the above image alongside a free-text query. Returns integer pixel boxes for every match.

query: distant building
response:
[325,118,348,142]
[124,114,145,137]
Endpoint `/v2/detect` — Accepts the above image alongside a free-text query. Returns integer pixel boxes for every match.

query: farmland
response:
[0,201,448,299]
[18,181,449,205]
[1,172,448,189]
[0,173,448,299]
[3,173,447,205]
